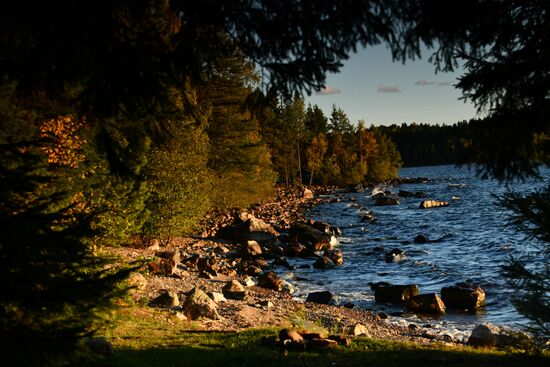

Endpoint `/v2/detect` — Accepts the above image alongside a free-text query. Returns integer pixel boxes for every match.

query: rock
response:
[307,338,338,350]
[372,283,420,304]
[281,280,296,294]
[349,323,370,336]
[305,290,338,305]
[328,335,351,346]
[85,337,113,357]
[279,329,304,344]
[184,288,220,320]
[313,256,336,269]
[252,258,270,269]
[243,276,257,287]
[271,256,292,269]
[415,191,427,198]
[413,234,429,244]
[174,311,188,321]
[419,200,449,209]
[197,256,219,276]
[127,272,147,290]
[245,265,263,276]
[307,220,342,237]
[259,300,274,308]
[257,271,284,291]
[467,323,531,348]
[284,242,307,257]
[147,239,160,251]
[289,223,333,252]
[375,196,400,206]
[385,248,405,263]
[148,257,178,276]
[243,240,263,257]
[155,250,180,264]
[441,284,485,311]
[303,188,314,199]
[222,280,247,301]
[199,271,216,279]
[406,293,446,314]
[208,291,227,303]
[150,290,180,307]
[324,249,343,265]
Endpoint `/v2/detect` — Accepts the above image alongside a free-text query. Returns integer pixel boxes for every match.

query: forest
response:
[1,1,548,366]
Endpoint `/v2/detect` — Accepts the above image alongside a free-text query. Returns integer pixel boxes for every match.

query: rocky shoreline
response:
[111,184,533,351]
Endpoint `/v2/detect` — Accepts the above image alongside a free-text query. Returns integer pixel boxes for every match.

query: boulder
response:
[375,196,400,206]
[385,248,405,263]
[208,291,227,303]
[303,188,314,199]
[150,290,180,307]
[313,256,336,269]
[324,249,343,265]
[148,256,177,276]
[252,258,270,269]
[147,239,161,251]
[184,287,220,320]
[243,240,262,257]
[222,280,247,301]
[328,335,351,346]
[271,256,292,269]
[413,234,429,244]
[289,223,332,252]
[372,284,420,304]
[127,272,148,290]
[197,256,219,276]
[284,242,307,257]
[441,283,485,311]
[419,200,449,209]
[349,323,370,337]
[406,293,446,314]
[307,338,338,350]
[307,220,342,237]
[415,191,427,198]
[467,323,531,348]
[155,250,180,264]
[257,271,284,291]
[305,290,338,305]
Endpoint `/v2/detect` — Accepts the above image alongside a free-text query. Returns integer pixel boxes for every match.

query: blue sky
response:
[304,45,483,126]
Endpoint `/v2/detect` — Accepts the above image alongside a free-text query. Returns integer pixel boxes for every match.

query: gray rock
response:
[468,323,531,348]
[313,256,336,269]
[208,291,227,303]
[184,288,220,320]
[222,280,247,301]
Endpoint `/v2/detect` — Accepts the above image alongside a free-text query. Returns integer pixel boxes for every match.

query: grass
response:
[77,306,548,367]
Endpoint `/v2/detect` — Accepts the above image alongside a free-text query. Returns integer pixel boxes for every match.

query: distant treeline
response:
[378,121,475,167]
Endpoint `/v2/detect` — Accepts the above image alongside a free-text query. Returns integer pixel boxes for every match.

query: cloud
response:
[415,80,436,86]
[316,85,342,95]
[415,80,452,87]
[377,84,401,93]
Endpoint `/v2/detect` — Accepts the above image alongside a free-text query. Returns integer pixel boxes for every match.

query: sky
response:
[304,45,483,127]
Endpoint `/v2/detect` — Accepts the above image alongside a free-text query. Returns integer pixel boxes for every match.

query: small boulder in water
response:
[313,256,336,269]
[419,200,449,209]
[305,290,338,305]
[372,283,420,303]
[441,283,485,311]
[406,293,446,314]
[375,196,400,206]
[385,248,405,263]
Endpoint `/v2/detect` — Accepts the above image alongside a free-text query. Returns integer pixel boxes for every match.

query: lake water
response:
[282,164,547,341]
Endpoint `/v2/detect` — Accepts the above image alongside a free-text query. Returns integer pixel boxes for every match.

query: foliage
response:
[143,117,212,243]
[202,54,276,208]
[498,187,550,337]
[0,103,139,366]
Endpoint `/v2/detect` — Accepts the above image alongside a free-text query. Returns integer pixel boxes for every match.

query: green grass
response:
[77,306,548,367]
